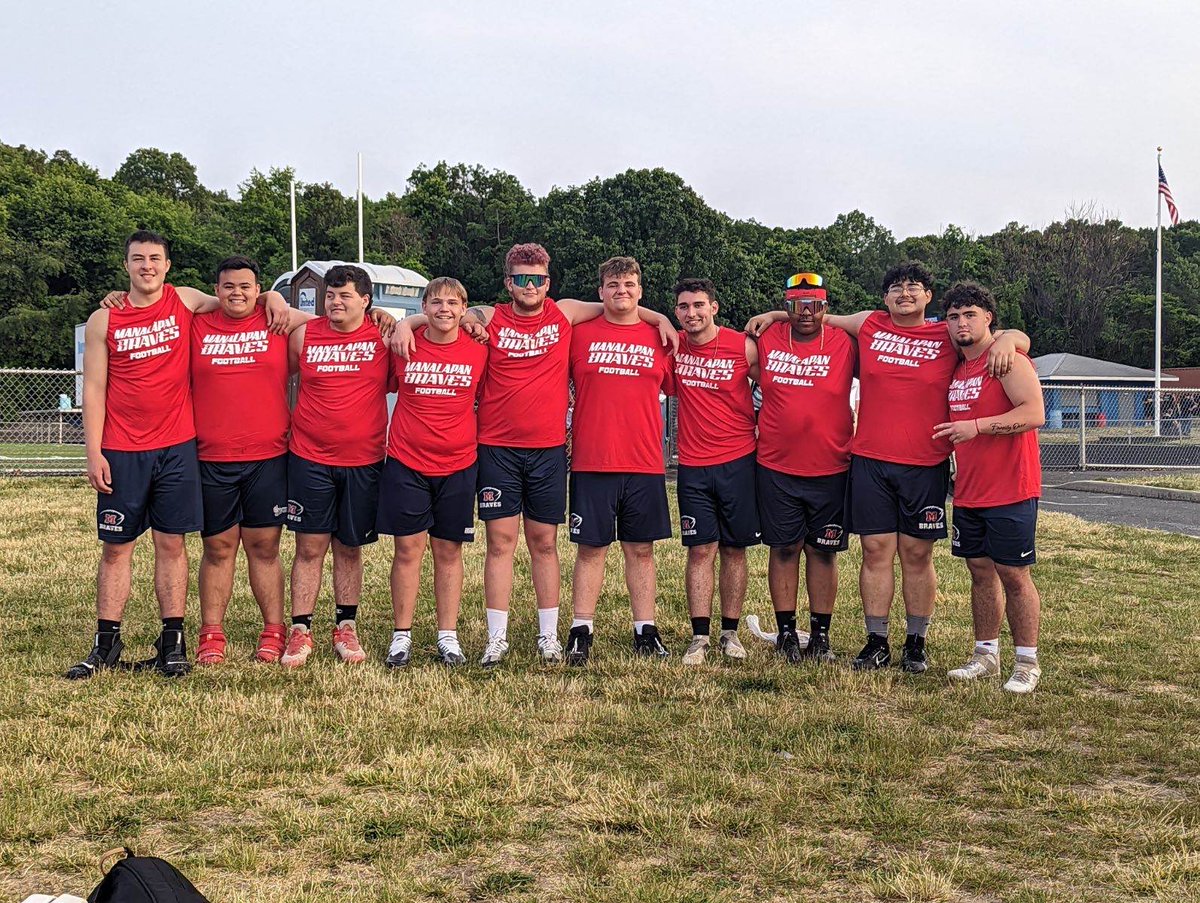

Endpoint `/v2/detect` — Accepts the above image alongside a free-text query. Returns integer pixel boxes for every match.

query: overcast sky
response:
[3,0,1196,238]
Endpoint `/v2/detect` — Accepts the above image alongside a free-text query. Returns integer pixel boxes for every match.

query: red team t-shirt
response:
[569,317,673,474]
[289,317,396,467]
[853,311,957,466]
[102,284,195,451]
[756,322,856,476]
[476,300,571,448]
[672,327,756,467]
[948,352,1041,508]
[190,306,289,462]
[387,327,489,477]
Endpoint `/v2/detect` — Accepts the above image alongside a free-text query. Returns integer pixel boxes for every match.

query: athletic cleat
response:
[948,649,1000,681]
[799,631,836,663]
[134,629,192,678]
[385,633,412,669]
[537,632,564,664]
[682,635,710,665]
[633,625,670,659]
[718,630,747,661]
[280,625,314,669]
[65,637,125,680]
[332,622,367,664]
[564,625,593,667]
[1003,655,1042,694]
[253,624,288,664]
[899,634,928,674]
[196,626,227,665]
[852,634,892,671]
[437,636,467,667]
[480,633,510,668]
[775,627,803,664]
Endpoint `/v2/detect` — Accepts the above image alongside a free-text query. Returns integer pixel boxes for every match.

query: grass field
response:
[2,478,1199,902]
[1105,474,1200,493]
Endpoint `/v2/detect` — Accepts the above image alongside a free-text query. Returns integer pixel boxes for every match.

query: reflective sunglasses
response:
[784,297,827,314]
[786,272,824,289]
[509,273,549,288]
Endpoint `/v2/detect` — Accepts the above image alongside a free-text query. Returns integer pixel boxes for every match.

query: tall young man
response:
[565,257,675,666]
[752,274,856,664]
[390,244,676,667]
[671,278,757,665]
[282,265,396,668]
[935,282,1045,693]
[377,277,488,667]
[68,231,287,679]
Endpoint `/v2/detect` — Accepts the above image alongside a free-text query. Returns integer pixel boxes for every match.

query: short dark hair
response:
[881,261,934,295]
[673,277,717,303]
[942,280,999,329]
[598,256,641,285]
[215,255,260,282]
[125,229,170,259]
[324,264,373,304]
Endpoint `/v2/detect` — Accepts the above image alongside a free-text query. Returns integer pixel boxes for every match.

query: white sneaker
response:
[537,632,564,663]
[718,630,747,661]
[438,636,467,667]
[947,650,1000,681]
[1003,655,1042,694]
[682,636,709,665]
[385,633,412,669]
[480,632,509,668]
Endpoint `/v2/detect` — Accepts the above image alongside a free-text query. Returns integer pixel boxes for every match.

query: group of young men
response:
[68,231,1046,693]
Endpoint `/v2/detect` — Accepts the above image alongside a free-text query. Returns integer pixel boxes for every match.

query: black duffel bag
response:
[88,848,209,903]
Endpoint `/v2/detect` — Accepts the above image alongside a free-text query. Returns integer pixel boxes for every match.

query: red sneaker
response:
[281,625,314,668]
[332,622,367,664]
[196,626,227,665]
[254,624,288,664]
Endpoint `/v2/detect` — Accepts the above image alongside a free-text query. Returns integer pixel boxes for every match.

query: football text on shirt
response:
[676,352,735,390]
[114,316,180,360]
[496,324,560,358]
[586,341,655,376]
[405,361,474,396]
[200,329,270,366]
[764,349,831,386]
[948,374,984,412]
[306,341,378,372]
[868,330,943,368]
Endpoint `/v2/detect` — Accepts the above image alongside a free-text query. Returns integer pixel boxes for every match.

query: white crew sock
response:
[485,608,509,638]
[976,638,999,655]
[633,619,655,635]
[538,607,559,637]
[571,617,594,633]
[1014,645,1038,660]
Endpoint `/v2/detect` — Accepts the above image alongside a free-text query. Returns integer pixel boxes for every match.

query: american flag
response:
[1159,164,1180,226]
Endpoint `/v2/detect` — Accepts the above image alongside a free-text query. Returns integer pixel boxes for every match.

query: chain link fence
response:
[0,369,86,475]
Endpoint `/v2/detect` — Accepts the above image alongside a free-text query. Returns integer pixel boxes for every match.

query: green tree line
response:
[2,141,1199,370]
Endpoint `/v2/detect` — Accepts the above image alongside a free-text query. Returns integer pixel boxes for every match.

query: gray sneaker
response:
[947,649,1000,681]
[718,630,747,661]
[537,633,564,664]
[480,633,509,668]
[438,636,468,667]
[1003,655,1042,694]
[682,636,710,665]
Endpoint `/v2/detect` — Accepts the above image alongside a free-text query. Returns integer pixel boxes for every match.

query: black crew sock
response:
[775,610,797,635]
[810,612,832,638]
[161,617,184,633]
[292,614,313,631]
[335,604,358,625]
[96,619,121,650]
[720,616,740,632]
[690,616,711,637]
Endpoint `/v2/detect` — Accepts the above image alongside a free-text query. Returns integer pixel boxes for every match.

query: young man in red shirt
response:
[68,231,287,679]
[282,265,397,668]
[752,274,856,664]
[934,282,1045,693]
[671,278,758,665]
[377,277,488,667]
[565,257,675,665]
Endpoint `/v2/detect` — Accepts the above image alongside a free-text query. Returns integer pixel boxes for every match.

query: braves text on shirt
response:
[586,341,657,374]
[763,349,832,385]
[113,316,180,360]
[305,341,378,371]
[675,352,735,390]
[494,323,561,359]
[198,329,271,366]
[867,330,945,368]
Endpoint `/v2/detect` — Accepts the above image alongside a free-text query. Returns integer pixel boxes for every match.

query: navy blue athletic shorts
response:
[569,472,672,546]
[848,454,949,540]
[199,454,288,537]
[476,444,567,525]
[756,465,849,551]
[952,499,1038,566]
[377,457,478,542]
[286,453,382,547]
[97,439,203,543]
[676,452,760,547]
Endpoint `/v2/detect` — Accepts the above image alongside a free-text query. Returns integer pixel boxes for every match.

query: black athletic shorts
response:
[97,439,203,543]
[377,457,478,542]
[476,444,567,525]
[569,471,672,546]
[756,465,849,551]
[848,454,949,540]
[199,454,288,537]
[952,499,1039,566]
[676,452,760,548]
[286,453,382,547]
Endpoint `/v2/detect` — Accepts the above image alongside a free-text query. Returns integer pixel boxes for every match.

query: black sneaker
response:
[799,631,836,663]
[134,629,192,678]
[633,625,669,659]
[852,633,891,671]
[775,628,803,664]
[565,625,593,667]
[900,634,928,673]
[64,636,125,680]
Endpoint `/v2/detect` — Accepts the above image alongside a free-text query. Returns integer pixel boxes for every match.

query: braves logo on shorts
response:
[918,505,945,531]
[951,524,961,546]
[569,513,583,535]
[287,499,304,522]
[680,515,697,537]
[478,486,503,509]
[98,509,125,533]
[815,523,843,546]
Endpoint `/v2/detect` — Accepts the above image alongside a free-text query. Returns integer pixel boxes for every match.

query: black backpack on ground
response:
[87,849,209,903]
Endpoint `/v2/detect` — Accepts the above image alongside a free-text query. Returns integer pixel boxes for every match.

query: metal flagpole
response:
[289,178,298,273]
[1155,147,1163,438]
[357,153,365,264]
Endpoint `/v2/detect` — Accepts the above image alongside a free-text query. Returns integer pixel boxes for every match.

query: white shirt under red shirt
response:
[387,327,489,477]
[569,317,673,474]
[672,326,756,467]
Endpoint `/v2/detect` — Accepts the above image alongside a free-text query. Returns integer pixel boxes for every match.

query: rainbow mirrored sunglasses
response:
[786,272,824,289]
[783,297,827,314]
[509,273,549,288]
